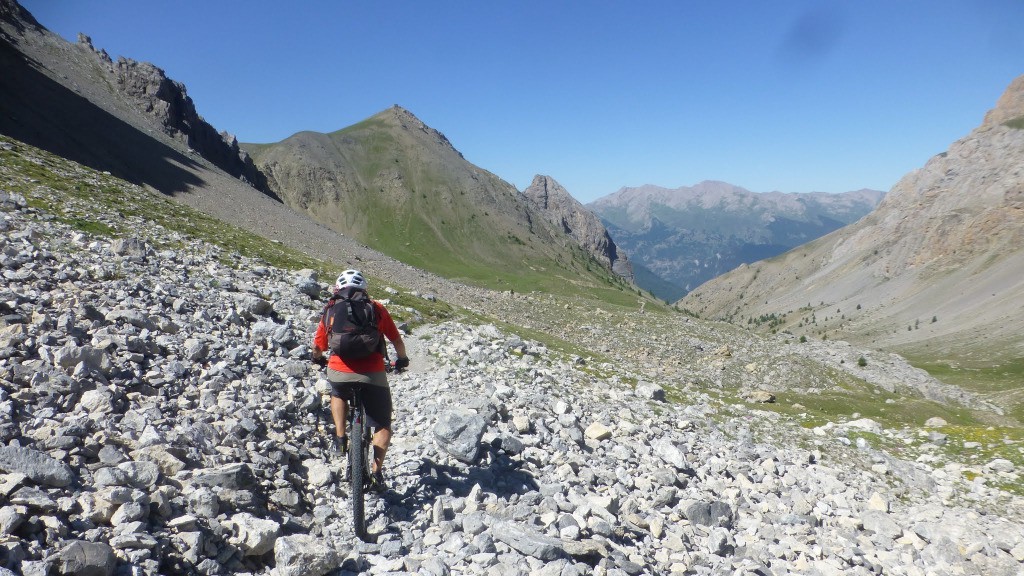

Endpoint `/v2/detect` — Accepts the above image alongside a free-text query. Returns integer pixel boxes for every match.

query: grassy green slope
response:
[246,108,650,307]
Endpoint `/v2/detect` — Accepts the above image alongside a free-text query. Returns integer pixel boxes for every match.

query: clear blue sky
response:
[22,1,1024,202]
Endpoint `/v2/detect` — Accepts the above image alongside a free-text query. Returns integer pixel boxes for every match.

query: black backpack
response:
[323,288,381,359]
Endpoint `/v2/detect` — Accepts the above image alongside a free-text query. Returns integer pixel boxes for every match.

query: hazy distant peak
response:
[982,73,1024,128]
[591,181,882,217]
[692,180,749,193]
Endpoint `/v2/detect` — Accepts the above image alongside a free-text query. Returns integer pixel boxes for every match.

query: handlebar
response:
[313,356,407,372]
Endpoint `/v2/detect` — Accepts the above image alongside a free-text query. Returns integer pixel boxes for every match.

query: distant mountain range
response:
[682,75,1024,364]
[588,182,884,301]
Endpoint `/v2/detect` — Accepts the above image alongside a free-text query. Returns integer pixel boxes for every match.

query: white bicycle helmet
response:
[334,269,367,291]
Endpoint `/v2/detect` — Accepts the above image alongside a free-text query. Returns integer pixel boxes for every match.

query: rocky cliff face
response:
[86,36,268,191]
[0,1,268,195]
[522,175,633,281]
[682,74,1024,363]
[589,182,883,301]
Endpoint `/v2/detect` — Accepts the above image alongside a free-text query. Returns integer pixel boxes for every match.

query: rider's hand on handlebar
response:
[311,347,327,368]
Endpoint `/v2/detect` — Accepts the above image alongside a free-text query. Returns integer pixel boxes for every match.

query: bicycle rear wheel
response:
[349,401,368,541]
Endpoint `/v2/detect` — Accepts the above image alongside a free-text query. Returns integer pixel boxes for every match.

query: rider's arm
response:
[392,337,408,360]
[312,317,328,363]
[312,347,326,363]
[376,302,409,362]
[391,337,409,369]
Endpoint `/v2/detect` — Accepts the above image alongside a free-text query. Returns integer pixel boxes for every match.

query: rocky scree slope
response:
[681,75,1024,364]
[2,152,1024,575]
[588,182,883,302]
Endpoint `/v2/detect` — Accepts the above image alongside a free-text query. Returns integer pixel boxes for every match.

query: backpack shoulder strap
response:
[322,297,342,328]
[370,299,381,324]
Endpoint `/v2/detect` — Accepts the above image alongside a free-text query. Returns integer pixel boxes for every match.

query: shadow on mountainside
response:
[0,37,206,195]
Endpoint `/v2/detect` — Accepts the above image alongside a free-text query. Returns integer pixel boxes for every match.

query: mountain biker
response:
[311,269,409,492]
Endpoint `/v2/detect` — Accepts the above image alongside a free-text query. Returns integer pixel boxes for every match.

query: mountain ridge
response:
[0,0,268,196]
[245,107,640,297]
[681,74,1024,369]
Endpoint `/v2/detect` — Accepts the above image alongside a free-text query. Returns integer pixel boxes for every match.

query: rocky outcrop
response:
[0,0,39,32]
[109,55,269,191]
[983,74,1024,128]
[522,175,634,281]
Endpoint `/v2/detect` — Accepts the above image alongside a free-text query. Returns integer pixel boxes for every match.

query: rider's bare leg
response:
[331,396,348,437]
[372,427,391,473]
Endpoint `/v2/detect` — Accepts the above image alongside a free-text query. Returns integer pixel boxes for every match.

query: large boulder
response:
[273,534,342,576]
[53,540,117,576]
[683,500,735,529]
[433,409,487,463]
[490,521,564,561]
[224,513,280,556]
[0,446,74,487]
[52,343,113,374]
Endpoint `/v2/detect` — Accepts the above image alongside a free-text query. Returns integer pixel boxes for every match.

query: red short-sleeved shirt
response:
[314,299,400,373]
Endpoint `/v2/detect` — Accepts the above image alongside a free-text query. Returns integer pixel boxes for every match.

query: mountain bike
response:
[315,353,402,541]
[347,358,404,541]
[312,360,374,540]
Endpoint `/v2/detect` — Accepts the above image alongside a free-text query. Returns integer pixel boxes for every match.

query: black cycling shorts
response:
[325,369,393,430]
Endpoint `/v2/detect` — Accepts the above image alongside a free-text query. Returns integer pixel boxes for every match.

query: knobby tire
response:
[349,400,368,541]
